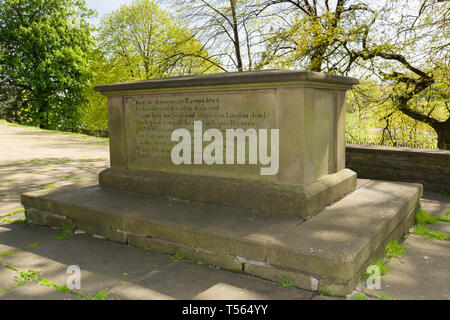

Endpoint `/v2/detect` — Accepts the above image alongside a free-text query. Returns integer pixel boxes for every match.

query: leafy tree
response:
[260,0,449,149]
[82,0,218,133]
[0,0,94,130]
[97,0,217,80]
[346,0,450,149]
[258,0,375,73]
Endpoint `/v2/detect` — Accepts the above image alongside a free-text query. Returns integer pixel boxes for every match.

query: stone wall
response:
[346,144,450,193]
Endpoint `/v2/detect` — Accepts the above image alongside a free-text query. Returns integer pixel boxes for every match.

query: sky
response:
[85,0,134,26]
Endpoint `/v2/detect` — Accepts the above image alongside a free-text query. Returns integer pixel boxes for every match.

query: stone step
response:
[20,179,422,296]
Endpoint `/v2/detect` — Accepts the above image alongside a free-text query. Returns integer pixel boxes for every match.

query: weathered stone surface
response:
[364,235,450,300]
[107,260,314,300]
[77,219,127,244]
[0,282,78,300]
[25,207,75,231]
[128,234,243,272]
[100,168,356,218]
[97,70,358,217]
[20,179,421,295]
[347,145,450,193]
[0,232,173,297]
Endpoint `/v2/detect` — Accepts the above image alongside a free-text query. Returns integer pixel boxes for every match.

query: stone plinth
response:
[95,70,359,218]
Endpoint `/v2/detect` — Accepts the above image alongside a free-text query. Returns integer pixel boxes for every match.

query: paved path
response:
[0,121,449,300]
[0,122,315,300]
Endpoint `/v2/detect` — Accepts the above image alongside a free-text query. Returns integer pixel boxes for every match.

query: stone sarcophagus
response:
[95,70,359,218]
[22,70,423,296]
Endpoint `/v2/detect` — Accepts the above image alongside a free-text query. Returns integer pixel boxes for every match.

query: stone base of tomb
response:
[98,168,357,219]
[21,179,422,296]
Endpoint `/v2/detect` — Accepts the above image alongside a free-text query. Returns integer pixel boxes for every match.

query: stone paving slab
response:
[0,221,315,300]
[20,178,421,296]
[108,261,314,300]
[0,282,77,300]
[0,230,173,297]
[364,234,450,300]
[0,264,18,292]
[421,192,450,234]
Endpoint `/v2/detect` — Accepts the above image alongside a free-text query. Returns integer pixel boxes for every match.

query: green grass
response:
[82,289,113,300]
[0,242,37,258]
[0,283,24,294]
[0,180,16,185]
[11,219,26,224]
[14,269,42,284]
[40,184,56,189]
[64,176,82,180]
[414,209,450,241]
[373,258,390,276]
[440,188,450,196]
[415,209,450,224]
[25,243,38,250]
[170,251,184,262]
[56,226,74,240]
[416,209,439,224]
[318,287,332,296]
[375,293,393,300]
[38,279,71,293]
[413,224,450,241]
[276,276,293,288]
[56,233,68,240]
[9,209,25,215]
[364,238,405,278]
[0,249,22,258]
[351,293,368,300]
[385,240,406,259]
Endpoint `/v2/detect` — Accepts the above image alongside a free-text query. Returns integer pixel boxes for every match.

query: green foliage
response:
[385,240,406,259]
[364,238,406,278]
[415,209,450,224]
[0,243,37,258]
[81,0,218,134]
[39,279,71,293]
[413,224,450,241]
[83,289,113,300]
[0,0,95,130]
[416,209,439,225]
[41,184,56,189]
[351,292,368,300]
[14,269,42,284]
[346,80,440,149]
[56,225,73,240]
[262,2,373,73]
[276,276,293,288]
[375,294,393,300]
[170,251,184,262]
[373,258,390,276]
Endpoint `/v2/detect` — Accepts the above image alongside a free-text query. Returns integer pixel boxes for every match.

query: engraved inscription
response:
[129,94,270,163]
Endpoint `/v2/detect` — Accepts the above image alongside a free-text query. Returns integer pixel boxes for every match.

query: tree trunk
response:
[229,0,243,72]
[432,118,450,150]
[38,100,49,129]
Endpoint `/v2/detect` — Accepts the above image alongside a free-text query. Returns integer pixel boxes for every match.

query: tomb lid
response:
[94,70,359,93]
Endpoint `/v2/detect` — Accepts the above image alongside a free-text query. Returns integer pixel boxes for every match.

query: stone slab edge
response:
[99,168,357,218]
[21,181,421,296]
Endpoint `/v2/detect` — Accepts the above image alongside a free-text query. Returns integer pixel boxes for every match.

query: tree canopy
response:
[0,0,448,149]
[0,0,94,130]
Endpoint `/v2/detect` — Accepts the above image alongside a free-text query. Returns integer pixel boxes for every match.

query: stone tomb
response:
[99,71,357,217]
[21,70,422,296]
